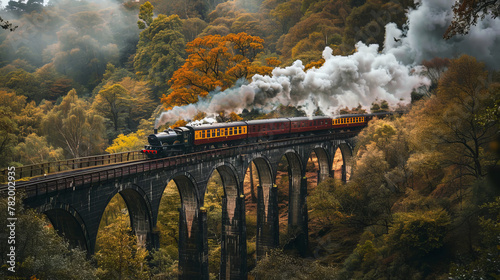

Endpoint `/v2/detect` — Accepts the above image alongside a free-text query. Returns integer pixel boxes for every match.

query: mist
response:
[384,0,500,69]
[0,0,139,86]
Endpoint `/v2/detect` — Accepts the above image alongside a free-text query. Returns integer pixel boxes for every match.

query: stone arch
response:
[97,184,155,251]
[311,146,331,184]
[165,172,207,280]
[338,142,354,182]
[206,163,246,280]
[119,186,155,250]
[280,150,303,232]
[40,203,90,254]
[246,156,278,259]
[276,150,307,255]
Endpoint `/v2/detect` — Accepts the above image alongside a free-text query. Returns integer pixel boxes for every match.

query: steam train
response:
[141,113,390,158]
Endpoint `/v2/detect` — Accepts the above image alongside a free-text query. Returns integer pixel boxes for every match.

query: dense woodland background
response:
[0,0,499,279]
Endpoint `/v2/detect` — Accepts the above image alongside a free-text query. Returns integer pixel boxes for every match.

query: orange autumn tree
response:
[162,32,279,109]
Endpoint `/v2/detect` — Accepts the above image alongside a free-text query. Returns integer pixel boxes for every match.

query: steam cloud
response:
[384,0,500,69]
[156,0,500,128]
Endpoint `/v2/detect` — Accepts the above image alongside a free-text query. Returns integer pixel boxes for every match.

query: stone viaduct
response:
[21,133,356,279]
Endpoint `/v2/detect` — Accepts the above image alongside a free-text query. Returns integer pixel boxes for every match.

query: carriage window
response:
[217,130,220,137]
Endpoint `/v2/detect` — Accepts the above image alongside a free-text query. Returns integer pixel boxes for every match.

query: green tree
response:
[95,214,149,280]
[0,106,18,168]
[449,196,500,279]
[433,55,498,179]
[118,77,156,130]
[92,84,132,134]
[388,209,451,256]
[252,249,339,279]
[270,0,303,34]
[134,9,186,98]
[14,133,64,165]
[0,90,26,167]
[138,1,154,29]
[1,69,43,103]
[149,247,179,279]
[278,12,341,62]
[16,100,44,138]
[157,180,181,249]
[0,196,97,279]
[42,89,106,158]
[182,17,208,43]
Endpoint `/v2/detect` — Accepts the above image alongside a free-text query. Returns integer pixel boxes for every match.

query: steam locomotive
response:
[141,114,389,158]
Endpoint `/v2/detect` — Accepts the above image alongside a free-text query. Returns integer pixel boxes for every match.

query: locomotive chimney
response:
[154,128,158,134]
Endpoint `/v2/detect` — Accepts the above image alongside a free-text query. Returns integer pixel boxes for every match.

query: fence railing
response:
[1,131,358,198]
[0,150,147,182]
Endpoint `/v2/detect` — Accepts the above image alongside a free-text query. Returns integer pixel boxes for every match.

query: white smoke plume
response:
[384,0,500,69]
[156,0,500,128]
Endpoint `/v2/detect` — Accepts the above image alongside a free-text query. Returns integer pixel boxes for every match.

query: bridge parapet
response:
[0,150,146,183]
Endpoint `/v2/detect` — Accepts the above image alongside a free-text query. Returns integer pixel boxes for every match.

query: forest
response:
[0,0,499,279]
